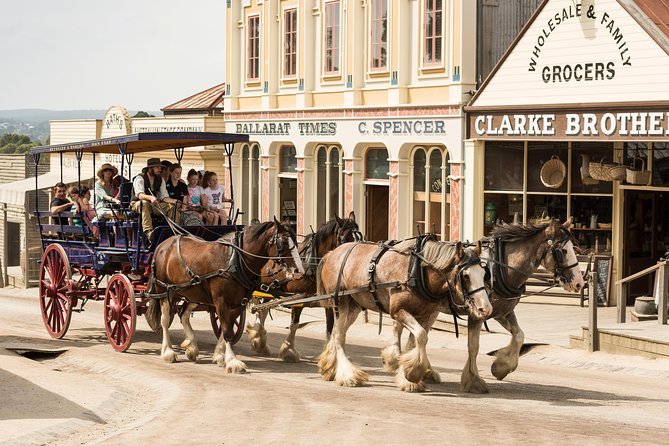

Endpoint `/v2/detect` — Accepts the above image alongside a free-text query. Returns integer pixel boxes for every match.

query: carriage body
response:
[31,132,249,351]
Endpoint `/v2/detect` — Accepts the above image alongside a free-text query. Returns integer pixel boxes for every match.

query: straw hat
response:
[96,163,119,180]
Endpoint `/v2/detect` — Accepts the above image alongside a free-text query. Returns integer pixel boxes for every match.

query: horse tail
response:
[145,258,163,332]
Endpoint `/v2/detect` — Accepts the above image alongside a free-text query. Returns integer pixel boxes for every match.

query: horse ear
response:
[456,241,464,258]
[335,213,343,226]
[348,211,356,222]
[273,216,281,228]
[563,217,573,230]
[474,240,482,255]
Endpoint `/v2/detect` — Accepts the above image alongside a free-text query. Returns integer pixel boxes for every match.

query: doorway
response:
[623,190,668,301]
[6,222,20,267]
[365,185,389,242]
[279,177,297,232]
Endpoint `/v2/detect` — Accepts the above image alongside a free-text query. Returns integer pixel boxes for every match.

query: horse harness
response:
[485,229,579,300]
[148,232,262,309]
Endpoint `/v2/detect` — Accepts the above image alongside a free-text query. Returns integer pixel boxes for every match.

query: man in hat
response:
[131,158,179,243]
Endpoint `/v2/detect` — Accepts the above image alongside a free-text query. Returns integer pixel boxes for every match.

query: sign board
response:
[100,106,132,138]
[593,255,613,306]
[469,0,669,107]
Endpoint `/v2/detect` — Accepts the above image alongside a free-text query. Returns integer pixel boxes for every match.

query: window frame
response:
[369,0,389,73]
[315,144,344,226]
[422,0,444,68]
[411,146,450,240]
[323,1,341,76]
[283,8,298,79]
[247,14,261,83]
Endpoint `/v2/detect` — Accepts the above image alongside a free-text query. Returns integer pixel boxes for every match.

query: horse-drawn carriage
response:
[30,132,250,352]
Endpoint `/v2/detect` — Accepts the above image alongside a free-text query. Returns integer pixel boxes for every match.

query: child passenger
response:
[201,171,232,225]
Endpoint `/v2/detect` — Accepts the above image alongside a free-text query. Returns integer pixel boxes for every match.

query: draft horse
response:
[461,219,584,393]
[246,212,362,360]
[390,219,585,393]
[317,237,492,392]
[147,219,304,373]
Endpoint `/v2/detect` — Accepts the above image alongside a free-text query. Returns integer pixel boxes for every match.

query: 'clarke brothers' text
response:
[474,112,669,137]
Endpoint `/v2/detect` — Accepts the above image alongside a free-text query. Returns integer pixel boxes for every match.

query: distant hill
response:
[0,109,163,144]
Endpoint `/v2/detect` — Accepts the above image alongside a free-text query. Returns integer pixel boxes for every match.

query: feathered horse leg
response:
[491,311,524,380]
[461,316,489,393]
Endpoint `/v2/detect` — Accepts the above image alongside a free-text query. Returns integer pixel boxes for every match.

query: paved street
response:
[2,287,669,445]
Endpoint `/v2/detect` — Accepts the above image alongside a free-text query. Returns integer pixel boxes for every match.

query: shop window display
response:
[412,147,449,239]
[527,142,568,193]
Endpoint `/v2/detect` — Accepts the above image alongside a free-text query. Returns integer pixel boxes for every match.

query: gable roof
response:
[467,0,669,109]
[162,83,226,113]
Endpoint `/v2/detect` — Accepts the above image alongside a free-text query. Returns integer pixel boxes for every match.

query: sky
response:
[0,0,227,111]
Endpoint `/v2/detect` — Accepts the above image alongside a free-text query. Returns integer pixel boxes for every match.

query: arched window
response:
[365,148,389,180]
[412,146,449,239]
[315,145,343,227]
[279,145,298,230]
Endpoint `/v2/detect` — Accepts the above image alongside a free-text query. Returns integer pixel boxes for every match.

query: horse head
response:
[334,211,363,245]
[539,219,585,293]
[451,241,493,320]
[269,217,305,276]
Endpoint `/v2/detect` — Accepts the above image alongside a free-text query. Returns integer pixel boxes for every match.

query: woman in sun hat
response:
[95,163,121,219]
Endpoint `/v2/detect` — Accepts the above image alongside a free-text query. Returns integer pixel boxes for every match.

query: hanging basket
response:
[580,154,599,186]
[589,159,626,182]
[626,157,652,185]
[540,155,566,188]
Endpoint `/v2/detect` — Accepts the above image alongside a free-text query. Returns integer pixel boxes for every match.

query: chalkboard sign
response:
[593,255,613,306]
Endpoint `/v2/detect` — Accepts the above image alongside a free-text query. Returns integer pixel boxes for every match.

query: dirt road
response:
[2,289,669,445]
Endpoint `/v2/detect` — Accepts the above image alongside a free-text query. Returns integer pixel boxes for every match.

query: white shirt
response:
[203,186,225,210]
[188,185,204,206]
[133,173,168,200]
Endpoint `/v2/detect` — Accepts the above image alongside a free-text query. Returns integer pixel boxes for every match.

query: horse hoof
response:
[424,368,442,384]
[162,350,178,363]
[335,369,368,387]
[226,359,248,374]
[491,361,515,381]
[213,353,225,367]
[185,346,199,362]
[279,342,301,363]
[399,380,426,393]
[461,376,490,394]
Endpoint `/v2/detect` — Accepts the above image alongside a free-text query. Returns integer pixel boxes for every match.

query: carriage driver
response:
[131,157,180,243]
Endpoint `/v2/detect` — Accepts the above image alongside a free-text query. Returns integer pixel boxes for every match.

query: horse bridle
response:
[335,222,363,245]
[452,250,489,309]
[268,228,298,270]
[540,229,579,284]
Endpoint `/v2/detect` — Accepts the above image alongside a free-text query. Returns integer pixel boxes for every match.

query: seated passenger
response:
[202,171,232,225]
[70,186,99,238]
[95,163,122,220]
[50,182,71,226]
[185,169,205,223]
[131,158,179,243]
[166,164,201,226]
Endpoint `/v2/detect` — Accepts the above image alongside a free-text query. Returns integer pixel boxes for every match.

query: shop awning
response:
[0,171,92,207]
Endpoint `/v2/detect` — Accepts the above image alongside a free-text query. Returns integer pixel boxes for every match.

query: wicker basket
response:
[540,155,566,188]
[589,159,627,182]
[626,157,652,185]
[580,154,599,185]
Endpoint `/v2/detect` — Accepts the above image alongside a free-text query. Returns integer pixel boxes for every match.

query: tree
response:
[132,111,155,118]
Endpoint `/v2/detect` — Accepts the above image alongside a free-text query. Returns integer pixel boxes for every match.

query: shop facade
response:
[223,0,480,241]
[464,0,669,304]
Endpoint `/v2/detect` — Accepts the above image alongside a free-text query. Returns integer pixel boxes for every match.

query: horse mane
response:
[489,222,550,242]
[392,238,460,270]
[246,221,275,240]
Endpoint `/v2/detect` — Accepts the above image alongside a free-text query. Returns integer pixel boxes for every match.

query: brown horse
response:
[316,238,492,392]
[390,220,585,393]
[146,219,304,373]
[246,212,362,360]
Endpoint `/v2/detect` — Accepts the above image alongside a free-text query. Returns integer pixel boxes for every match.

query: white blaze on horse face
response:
[288,237,305,274]
[562,240,585,292]
[467,264,493,319]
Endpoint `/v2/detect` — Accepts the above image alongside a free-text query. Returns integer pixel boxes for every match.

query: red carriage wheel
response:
[39,244,73,339]
[210,307,246,345]
[104,274,137,352]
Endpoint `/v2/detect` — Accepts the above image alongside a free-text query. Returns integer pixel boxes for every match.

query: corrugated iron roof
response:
[162,83,226,112]
[633,0,669,37]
